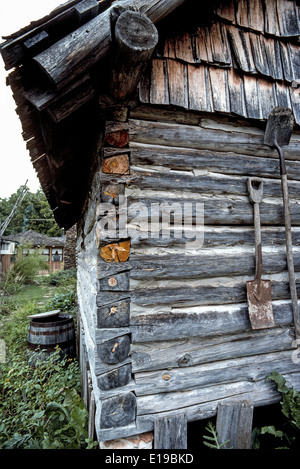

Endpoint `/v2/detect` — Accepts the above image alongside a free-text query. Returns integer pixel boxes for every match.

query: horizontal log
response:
[24,73,92,111]
[100,392,136,429]
[129,142,300,182]
[136,372,300,420]
[32,0,187,89]
[97,335,131,364]
[97,298,130,328]
[97,273,300,313]
[131,327,294,372]
[130,275,299,308]
[48,82,96,122]
[128,226,300,249]
[97,250,300,281]
[129,167,300,199]
[97,363,132,391]
[125,194,300,226]
[99,271,130,291]
[97,371,300,440]
[33,8,112,89]
[134,350,300,396]
[130,299,296,342]
[128,119,300,160]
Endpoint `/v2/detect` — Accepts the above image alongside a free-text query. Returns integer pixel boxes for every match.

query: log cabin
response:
[1,0,300,449]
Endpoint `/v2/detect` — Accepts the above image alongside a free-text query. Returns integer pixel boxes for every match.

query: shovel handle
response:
[247,177,264,204]
[255,242,263,282]
[273,141,300,339]
[248,178,264,281]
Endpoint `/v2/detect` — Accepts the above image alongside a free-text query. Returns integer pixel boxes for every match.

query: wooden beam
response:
[216,400,254,449]
[33,0,186,90]
[102,154,130,174]
[88,390,96,441]
[97,298,131,328]
[154,414,187,449]
[97,363,132,390]
[75,0,99,24]
[100,392,136,429]
[97,335,131,365]
[110,10,158,100]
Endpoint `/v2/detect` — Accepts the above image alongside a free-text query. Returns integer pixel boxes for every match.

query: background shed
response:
[3,230,65,273]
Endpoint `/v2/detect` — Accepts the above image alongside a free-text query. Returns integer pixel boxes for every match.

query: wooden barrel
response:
[27,313,75,365]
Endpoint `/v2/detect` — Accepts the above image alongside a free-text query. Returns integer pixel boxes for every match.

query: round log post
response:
[110,10,159,100]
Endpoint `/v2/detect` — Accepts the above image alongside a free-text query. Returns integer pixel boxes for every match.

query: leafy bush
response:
[9,244,49,285]
[44,290,77,317]
[0,302,38,353]
[0,349,95,449]
[0,265,95,449]
[252,372,300,449]
[48,268,77,287]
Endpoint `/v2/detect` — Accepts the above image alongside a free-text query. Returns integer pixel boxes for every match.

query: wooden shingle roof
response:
[1,0,299,229]
[140,0,300,123]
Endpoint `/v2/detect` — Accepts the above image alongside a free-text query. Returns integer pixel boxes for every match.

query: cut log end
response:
[110,10,159,100]
[115,10,159,53]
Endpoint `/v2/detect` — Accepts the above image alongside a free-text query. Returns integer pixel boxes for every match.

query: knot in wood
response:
[178,354,192,367]
[163,374,171,381]
[108,277,118,287]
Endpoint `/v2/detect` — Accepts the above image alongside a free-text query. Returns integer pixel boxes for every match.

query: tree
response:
[0,186,62,237]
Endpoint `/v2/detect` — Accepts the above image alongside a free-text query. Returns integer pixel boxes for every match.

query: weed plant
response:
[0,268,96,449]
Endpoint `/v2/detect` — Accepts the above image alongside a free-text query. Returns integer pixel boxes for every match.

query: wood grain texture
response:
[154,414,187,449]
[150,59,169,105]
[32,0,187,89]
[129,141,300,180]
[187,65,209,112]
[128,119,300,159]
[97,364,132,390]
[135,372,300,421]
[166,59,187,108]
[109,10,158,100]
[98,335,131,365]
[131,327,294,373]
[97,298,131,328]
[100,392,136,429]
[216,400,253,449]
[134,350,300,396]
[130,299,295,343]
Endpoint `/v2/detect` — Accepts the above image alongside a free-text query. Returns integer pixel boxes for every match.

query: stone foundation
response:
[100,432,154,450]
[64,224,77,269]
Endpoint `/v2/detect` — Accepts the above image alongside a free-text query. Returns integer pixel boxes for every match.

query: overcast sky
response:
[0,0,66,199]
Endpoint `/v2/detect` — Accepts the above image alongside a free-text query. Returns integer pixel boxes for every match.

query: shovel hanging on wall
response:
[246,177,275,330]
[264,107,300,340]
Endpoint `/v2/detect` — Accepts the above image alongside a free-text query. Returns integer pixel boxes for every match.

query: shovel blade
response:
[246,279,275,330]
[264,107,294,147]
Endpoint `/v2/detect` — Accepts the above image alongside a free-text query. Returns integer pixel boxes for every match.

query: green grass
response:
[10,283,58,307]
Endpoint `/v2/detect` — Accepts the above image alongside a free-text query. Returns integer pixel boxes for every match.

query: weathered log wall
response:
[75,106,300,442]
